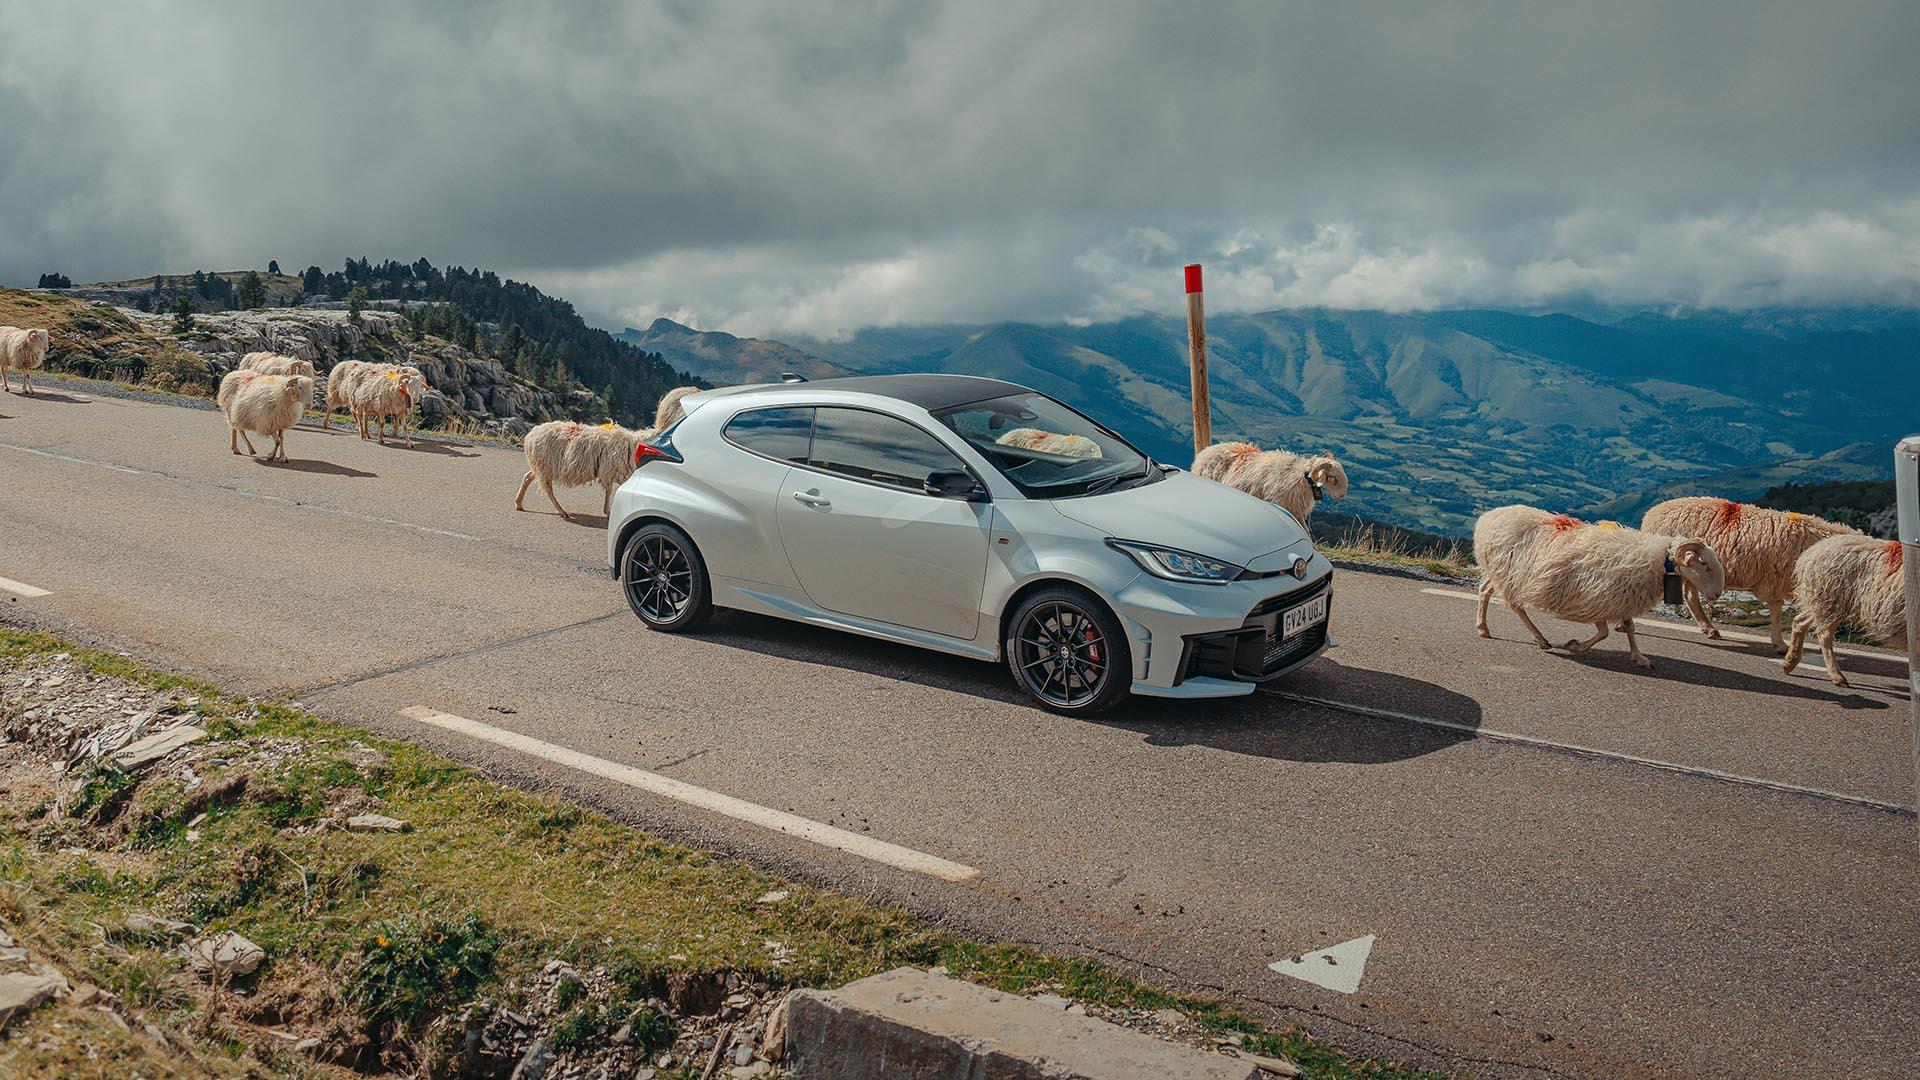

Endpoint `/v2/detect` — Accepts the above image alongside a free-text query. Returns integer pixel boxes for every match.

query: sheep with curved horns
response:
[995,426,1102,459]
[1642,497,1856,653]
[0,326,51,395]
[1191,443,1347,526]
[349,368,423,447]
[322,359,374,430]
[654,386,701,431]
[238,351,317,378]
[1782,534,1908,687]
[514,420,654,521]
[1473,505,1726,669]
[218,370,312,462]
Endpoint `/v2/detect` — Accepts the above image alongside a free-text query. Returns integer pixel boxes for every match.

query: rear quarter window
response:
[724,407,813,462]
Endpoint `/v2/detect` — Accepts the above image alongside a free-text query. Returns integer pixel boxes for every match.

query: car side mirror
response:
[924,468,987,501]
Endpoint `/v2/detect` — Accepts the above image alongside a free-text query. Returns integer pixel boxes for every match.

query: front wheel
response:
[1004,587,1132,716]
[621,522,713,632]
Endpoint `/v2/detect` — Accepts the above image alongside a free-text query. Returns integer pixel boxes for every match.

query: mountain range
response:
[622,307,1918,535]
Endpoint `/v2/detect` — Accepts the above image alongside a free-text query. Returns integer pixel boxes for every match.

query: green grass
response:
[0,627,1448,1079]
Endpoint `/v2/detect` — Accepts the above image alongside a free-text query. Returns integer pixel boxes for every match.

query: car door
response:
[776,406,993,640]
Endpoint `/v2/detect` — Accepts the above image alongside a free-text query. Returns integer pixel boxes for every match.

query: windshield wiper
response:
[1079,458,1156,498]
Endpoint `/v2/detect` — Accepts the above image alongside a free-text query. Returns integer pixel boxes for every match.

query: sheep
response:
[349,368,422,447]
[514,420,653,521]
[219,372,311,462]
[1191,442,1348,525]
[1473,504,1726,669]
[994,426,1102,459]
[1782,534,1908,687]
[1642,497,1856,653]
[238,351,316,378]
[322,359,374,430]
[654,385,701,431]
[0,326,51,395]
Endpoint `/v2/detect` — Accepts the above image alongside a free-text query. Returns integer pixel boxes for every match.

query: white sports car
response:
[606,374,1332,715]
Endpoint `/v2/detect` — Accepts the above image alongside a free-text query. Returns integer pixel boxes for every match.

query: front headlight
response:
[1106,539,1244,584]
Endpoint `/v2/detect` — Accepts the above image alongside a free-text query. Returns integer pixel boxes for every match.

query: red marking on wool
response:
[1543,515,1582,535]
[1885,540,1904,573]
[1714,499,1743,531]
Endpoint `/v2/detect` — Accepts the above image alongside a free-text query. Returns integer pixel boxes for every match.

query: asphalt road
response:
[3,380,1916,1079]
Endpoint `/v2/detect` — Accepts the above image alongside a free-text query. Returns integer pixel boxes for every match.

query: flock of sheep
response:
[1196,440,1904,685]
[6,315,1906,686]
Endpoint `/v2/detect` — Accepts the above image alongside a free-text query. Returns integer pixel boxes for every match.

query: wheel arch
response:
[994,573,1124,654]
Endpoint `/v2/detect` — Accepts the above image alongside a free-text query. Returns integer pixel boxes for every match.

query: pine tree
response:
[347,286,368,324]
[237,270,266,309]
[171,297,196,333]
[267,260,281,275]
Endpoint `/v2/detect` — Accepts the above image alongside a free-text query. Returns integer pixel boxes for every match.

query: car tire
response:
[621,521,713,632]
[1004,586,1132,716]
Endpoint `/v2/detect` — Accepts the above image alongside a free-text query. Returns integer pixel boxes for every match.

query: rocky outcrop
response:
[118,306,599,436]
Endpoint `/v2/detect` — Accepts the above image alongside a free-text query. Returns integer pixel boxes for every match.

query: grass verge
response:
[0,626,1447,1079]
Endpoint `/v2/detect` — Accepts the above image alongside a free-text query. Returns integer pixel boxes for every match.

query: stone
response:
[730,1064,771,1079]
[187,931,266,978]
[0,969,68,1030]
[784,968,1261,1080]
[345,813,408,832]
[733,1040,755,1065]
[1032,993,1070,1011]
[111,723,206,769]
[1229,1049,1302,1077]
[755,890,789,905]
[509,1036,553,1080]
[759,995,790,1061]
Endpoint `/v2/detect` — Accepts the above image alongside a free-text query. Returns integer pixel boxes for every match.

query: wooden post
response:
[1185,263,1210,456]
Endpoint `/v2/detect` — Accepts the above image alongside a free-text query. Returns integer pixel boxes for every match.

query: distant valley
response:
[619,307,1920,535]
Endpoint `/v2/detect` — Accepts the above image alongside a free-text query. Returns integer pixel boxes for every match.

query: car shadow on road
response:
[1094,658,1480,764]
[696,614,1478,763]
[256,457,378,478]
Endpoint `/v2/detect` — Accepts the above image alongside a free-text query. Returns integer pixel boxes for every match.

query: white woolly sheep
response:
[323,359,374,430]
[0,326,51,395]
[1782,533,1908,687]
[219,371,311,462]
[1642,496,1856,652]
[1192,442,1348,525]
[514,420,653,521]
[995,427,1102,459]
[238,351,317,378]
[654,386,701,431]
[1473,505,1726,669]
[350,369,422,447]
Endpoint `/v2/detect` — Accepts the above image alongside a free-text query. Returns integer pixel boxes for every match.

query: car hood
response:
[1048,470,1307,564]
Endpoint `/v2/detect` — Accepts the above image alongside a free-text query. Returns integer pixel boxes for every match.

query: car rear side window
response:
[807,407,964,492]
[724,407,813,462]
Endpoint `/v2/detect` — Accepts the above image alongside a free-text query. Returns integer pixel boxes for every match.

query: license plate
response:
[1280,593,1328,639]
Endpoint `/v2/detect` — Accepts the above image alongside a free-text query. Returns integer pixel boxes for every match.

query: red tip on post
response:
[1184,264,1203,294]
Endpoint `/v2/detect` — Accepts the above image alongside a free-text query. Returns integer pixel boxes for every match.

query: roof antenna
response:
[780,371,808,383]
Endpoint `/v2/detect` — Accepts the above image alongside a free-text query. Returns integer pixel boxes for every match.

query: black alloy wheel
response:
[622,522,713,631]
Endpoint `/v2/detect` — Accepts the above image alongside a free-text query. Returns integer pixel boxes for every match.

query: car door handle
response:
[792,491,831,507]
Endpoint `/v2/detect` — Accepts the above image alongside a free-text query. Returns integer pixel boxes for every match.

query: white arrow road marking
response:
[1270,934,1375,994]
[0,576,51,598]
[1422,587,1896,662]
[400,706,979,882]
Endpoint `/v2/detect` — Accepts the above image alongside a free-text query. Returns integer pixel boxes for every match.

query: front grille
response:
[1177,575,1333,685]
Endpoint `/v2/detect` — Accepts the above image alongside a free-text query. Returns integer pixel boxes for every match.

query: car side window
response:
[807,407,965,492]
[724,407,813,462]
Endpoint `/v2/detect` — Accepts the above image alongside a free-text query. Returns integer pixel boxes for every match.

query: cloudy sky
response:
[2,2,1916,338]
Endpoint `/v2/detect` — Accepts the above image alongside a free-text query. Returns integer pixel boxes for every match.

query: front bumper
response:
[1114,562,1335,698]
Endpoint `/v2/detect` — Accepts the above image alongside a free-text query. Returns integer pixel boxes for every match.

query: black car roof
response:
[752,374,1030,411]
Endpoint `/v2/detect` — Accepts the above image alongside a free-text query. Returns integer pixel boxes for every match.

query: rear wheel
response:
[621,522,713,632]
[1004,586,1132,716]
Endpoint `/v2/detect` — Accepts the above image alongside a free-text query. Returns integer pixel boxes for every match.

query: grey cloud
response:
[2,1,1915,334]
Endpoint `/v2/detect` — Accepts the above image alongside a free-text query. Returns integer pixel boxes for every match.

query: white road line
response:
[1271,934,1375,994]
[399,706,980,882]
[0,576,51,598]
[1266,691,1915,816]
[1420,587,1897,662]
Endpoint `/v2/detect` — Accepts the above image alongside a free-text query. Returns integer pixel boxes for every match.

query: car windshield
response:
[933,392,1154,498]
